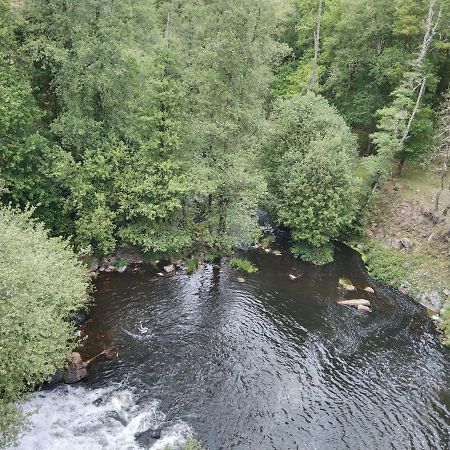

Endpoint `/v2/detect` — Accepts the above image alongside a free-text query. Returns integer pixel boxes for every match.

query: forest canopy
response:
[1,0,448,258]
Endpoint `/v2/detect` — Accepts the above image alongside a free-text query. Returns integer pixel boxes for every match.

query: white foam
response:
[10,386,193,450]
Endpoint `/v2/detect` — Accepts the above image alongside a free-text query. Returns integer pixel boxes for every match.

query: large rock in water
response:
[337,299,371,307]
[163,264,175,273]
[135,428,162,446]
[63,352,87,384]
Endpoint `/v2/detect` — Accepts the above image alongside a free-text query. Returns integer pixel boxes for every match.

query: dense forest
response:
[1,0,449,445]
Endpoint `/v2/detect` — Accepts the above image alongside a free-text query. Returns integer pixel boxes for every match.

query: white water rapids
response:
[10,386,193,450]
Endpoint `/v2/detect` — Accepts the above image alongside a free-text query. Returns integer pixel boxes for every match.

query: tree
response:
[370,0,443,183]
[0,206,89,446]
[265,92,359,261]
[431,89,450,212]
[0,0,67,232]
[23,0,192,255]
[167,0,287,250]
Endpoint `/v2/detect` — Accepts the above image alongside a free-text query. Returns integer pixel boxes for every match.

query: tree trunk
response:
[396,156,406,177]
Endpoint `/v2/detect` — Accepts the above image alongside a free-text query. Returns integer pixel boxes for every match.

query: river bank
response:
[354,163,450,344]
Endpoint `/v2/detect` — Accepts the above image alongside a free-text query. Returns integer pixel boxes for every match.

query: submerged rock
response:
[237,277,246,283]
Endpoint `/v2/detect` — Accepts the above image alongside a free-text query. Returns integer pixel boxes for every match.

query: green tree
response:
[265,92,359,260]
[0,0,68,231]
[167,0,287,250]
[23,0,192,255]
[0,206,89,446]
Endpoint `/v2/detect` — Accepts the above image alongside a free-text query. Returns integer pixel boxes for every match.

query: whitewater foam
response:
[10,386,193,450]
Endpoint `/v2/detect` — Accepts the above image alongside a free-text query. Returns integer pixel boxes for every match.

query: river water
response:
[12,246,450,449]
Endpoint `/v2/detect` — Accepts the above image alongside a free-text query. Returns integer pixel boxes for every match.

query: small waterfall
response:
[10,386,193,450]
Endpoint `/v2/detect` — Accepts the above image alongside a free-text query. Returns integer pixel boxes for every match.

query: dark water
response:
[14,246,450,450]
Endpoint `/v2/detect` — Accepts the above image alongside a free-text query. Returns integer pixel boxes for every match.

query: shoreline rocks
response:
[63,352,88,384]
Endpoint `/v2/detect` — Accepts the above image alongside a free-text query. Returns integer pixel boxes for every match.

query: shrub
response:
[291,241,334,264]
[186,257,200,274]
[0,206,90,446]
[229,258,258,273]
[183,439,205,450]
[362,242,420,289]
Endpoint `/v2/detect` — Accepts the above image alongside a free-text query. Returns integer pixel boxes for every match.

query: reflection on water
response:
[13,245,450,449]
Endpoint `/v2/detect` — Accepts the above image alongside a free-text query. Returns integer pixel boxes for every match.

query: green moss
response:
[229,258,258,273]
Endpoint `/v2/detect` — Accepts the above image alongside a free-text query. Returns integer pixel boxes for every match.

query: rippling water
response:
[12,245,450,449]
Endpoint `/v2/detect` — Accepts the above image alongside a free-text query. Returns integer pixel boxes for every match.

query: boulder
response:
[357,305,371,312]
[237,277,246,283]
[63,352,87,384]
[264,248,271,253]
[341,284,356,292]
[338,278,356,292]
[337,299,371,307]
[383,238,403,250]
[400,238,413,249]
[135,428,162,446]
[363,286,375,294]
[45,369,64,388]
[288,274,297,281]
[163,264,175,273]
[157,272,165,277]
[273,250,282,256]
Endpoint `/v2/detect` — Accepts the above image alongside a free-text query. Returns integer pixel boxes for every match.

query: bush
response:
[0,206,89,446]
[186,257,200,274]
[229,258,258,273]
[291,241,334,264]
[362,242,420,289]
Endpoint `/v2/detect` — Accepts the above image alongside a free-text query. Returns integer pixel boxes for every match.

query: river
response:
[11,245,450,449]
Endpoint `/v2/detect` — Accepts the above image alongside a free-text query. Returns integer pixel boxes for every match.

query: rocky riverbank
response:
[354,164,450,344]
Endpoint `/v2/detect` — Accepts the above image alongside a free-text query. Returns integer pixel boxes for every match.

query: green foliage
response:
[229,258,258,273]
[186,257,200,274]
[165,439,205,450]
[0,206,89,446]
[441,304,450,346]
[0,0,68,232]
[266,93,360,253]
[183,439,205,450]
[259,234,276,249]
[362,242,421,289]
[276,0,449,134]
[167,0,286,251]
[112,258,128,269]
[291,241,334,264]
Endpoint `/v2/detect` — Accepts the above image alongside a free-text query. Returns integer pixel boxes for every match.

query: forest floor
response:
[356,163,450,344]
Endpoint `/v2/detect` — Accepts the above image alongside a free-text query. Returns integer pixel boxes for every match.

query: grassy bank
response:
[355,163,450,344]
